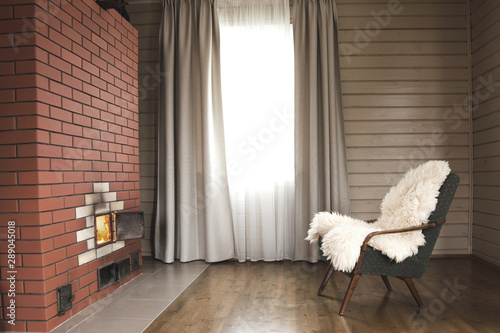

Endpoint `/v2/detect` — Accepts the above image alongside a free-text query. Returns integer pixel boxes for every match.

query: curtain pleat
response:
[155,0,348,264]
[293,0,350,262]
[155,0,235,263]
[218,0,295,262]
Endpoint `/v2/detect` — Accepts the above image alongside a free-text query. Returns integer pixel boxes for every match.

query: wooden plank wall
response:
[336,0,471,255]
[128,2,162,256]
[128,0,472,256]
[470,0,500,266]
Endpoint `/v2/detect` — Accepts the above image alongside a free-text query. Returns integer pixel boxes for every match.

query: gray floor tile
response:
[65,317,151,333]
[119,283,185,301]
[93,299,172,319]
[50,260,209,333]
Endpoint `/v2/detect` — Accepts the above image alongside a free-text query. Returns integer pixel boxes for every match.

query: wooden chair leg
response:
[403,277,424,308]
[381,276,392,291]
[339,274,361,316]
[318,265,335,296]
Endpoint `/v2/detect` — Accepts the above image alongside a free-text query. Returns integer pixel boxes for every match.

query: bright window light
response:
[220,25,294,188]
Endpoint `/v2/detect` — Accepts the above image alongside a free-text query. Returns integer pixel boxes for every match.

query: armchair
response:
[314,171,459,315]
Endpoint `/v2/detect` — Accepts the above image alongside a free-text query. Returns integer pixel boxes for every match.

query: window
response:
[220,24,294,188]
[219,4,295,261]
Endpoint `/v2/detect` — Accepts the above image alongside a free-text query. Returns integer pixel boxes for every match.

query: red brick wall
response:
[0,1,140,331]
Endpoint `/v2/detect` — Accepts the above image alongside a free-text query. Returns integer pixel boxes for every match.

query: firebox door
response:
[95,211,144,248]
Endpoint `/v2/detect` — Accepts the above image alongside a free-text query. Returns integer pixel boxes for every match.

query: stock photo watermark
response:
[227,105,293,175]
[340,0,404,62]
[10,5,60,53]
[138,63,163,101]
[403,276,467,333]
[385,71,500,182]
[6,220,17,326]
[179,103,293,219]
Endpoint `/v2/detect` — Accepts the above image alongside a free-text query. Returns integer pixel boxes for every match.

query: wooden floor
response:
[145,257,500,332]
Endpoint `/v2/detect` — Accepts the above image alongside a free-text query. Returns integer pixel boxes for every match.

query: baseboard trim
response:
[430,254,471,259]
[471,255,500,272]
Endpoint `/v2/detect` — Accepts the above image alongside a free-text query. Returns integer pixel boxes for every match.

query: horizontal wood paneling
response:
[129,0,473,257]
[129,2,163,256]
[339,41,468,55]
[339,30,467,42]
[348,172,470,186]
[349,185,469,200]
[339,0,470,255]
[341,68,467,81]
[342,81,468,95]
[346,133,469,146]
[474,156,500,171]
[471,0,500,267]
[337,3,465,16]
[336,0,464,3]
[348,159,470,173]
[343,107,467,120]
[340,55,468,68]
[339,16,466,29]
[347,147,469,160]
[343,95,467,107]
[473,211,500,230]
[344,120,468,134]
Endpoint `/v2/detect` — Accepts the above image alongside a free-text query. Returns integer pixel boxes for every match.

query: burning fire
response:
[96,214,112,246]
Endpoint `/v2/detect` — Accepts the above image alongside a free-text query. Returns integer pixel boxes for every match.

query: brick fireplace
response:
[0,0,141,332]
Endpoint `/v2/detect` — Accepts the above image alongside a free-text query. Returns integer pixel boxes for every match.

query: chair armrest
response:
[352,219,446,273]
[362,219,446,246]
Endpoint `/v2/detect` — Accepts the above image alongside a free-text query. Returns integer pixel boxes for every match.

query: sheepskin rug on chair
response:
[306,160,451,273]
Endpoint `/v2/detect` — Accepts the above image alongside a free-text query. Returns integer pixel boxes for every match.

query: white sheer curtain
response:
[217,0,294,261]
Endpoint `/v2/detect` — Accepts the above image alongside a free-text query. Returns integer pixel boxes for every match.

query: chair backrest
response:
[357,173,460,278]
[377,160,451,231]
[427,173,460,222]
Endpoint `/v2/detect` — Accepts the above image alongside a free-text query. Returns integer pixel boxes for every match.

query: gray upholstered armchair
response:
[317,173,460,315]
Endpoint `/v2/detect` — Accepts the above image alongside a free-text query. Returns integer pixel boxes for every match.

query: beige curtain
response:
[155,0,235,263]
[293,0,350,261]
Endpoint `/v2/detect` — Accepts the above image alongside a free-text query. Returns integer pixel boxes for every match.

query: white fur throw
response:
[306,160,451,273]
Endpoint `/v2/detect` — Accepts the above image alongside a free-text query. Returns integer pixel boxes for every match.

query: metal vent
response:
[57,284,74,316]
[131,250,141,272]
[117,258,131,281]
[98,263,117,290]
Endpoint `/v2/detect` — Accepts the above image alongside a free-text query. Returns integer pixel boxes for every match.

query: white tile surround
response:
[75,182,126,266]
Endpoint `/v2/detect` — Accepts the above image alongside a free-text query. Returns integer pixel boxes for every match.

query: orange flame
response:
[96,214,112,245]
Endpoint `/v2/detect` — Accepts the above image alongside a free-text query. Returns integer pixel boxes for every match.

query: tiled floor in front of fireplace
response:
[51,258,210,333]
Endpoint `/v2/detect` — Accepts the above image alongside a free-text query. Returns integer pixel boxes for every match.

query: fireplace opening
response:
[95,213,114,247]
[95,211,144,248]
